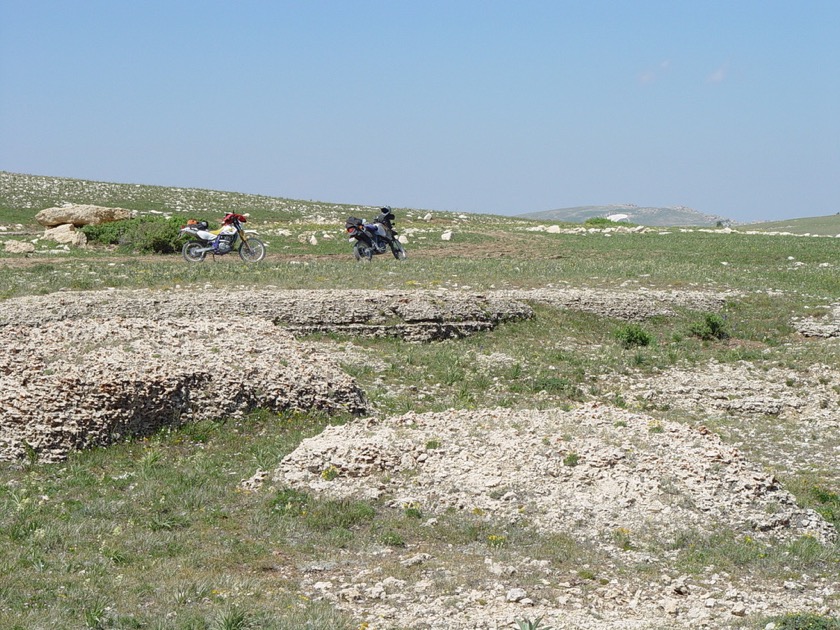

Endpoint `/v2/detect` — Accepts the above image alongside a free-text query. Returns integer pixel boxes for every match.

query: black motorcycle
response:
[345,208,407,261]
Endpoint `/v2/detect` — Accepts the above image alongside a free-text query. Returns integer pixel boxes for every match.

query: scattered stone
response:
[240,469,269,492]
[3,239,35,253]
[274,403,836,544]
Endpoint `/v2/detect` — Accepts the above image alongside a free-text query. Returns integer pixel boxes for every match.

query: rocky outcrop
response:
[795,303,840,337]
[35,204,135,227]
[0,286,738,340]
[0,288,534,341]
[494,287,737,320]
[0,317,367,462]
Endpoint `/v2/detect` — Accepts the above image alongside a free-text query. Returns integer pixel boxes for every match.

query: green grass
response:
[742,214,840,236]
[0,409,609,629]
[0,411,363,628]
[4,230,840,299]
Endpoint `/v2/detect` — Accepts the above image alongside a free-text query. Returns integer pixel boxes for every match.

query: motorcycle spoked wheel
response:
[239,238,266,263]
[390,240,407,260]
[182,241,207,262]
[353,243,373,262]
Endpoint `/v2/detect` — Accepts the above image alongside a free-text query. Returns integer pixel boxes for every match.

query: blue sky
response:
[1,0,838,222]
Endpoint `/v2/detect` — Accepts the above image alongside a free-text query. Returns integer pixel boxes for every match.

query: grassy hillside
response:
[741,214,840,236]
[0,171,383,226]
[1,174,839,629]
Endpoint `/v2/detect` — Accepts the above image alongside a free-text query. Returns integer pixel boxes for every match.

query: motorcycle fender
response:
[354,232,373,247]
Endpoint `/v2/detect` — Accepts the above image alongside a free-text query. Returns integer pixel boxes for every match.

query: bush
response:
[584,217,617,227]
[81,216,186,254]
[766,613,840,630]
[584,217,636,227]
[688,313,729,341]
[614,323,653,348]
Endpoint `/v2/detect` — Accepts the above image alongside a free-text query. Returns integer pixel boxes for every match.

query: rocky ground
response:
[270,404,835,630]
[1,286,838,628]
[795,303,840,338]
[0,287,533,342]
[607,360,840,486]
[0,317,366,462]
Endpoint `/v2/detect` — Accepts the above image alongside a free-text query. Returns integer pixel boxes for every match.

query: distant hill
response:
[518,204,732,227]
[740,214,840,236]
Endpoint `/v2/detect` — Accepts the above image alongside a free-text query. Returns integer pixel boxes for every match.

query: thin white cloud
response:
[638,70,656,85]
[707,62,729,84]
[637,60,671,85]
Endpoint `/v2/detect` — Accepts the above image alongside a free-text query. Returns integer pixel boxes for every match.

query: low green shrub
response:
[614,323,653,348]
[515,616,552,630]
[584,217,636,228]
[688,313,730,341]
[81,216,186,254]
[763,612,840,630]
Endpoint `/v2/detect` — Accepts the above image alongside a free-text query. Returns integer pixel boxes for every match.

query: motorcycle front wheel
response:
[182,241,206,262]
[239,238,266,263]
[390,240,407,260]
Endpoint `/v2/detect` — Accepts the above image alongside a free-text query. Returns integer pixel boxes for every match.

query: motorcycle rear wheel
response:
[353,243,372,262]
[182,242,206,262]
[390,240,407,260]
[239,238,266,263]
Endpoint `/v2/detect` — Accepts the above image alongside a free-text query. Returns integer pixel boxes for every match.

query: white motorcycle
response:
[179,213,266,263]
